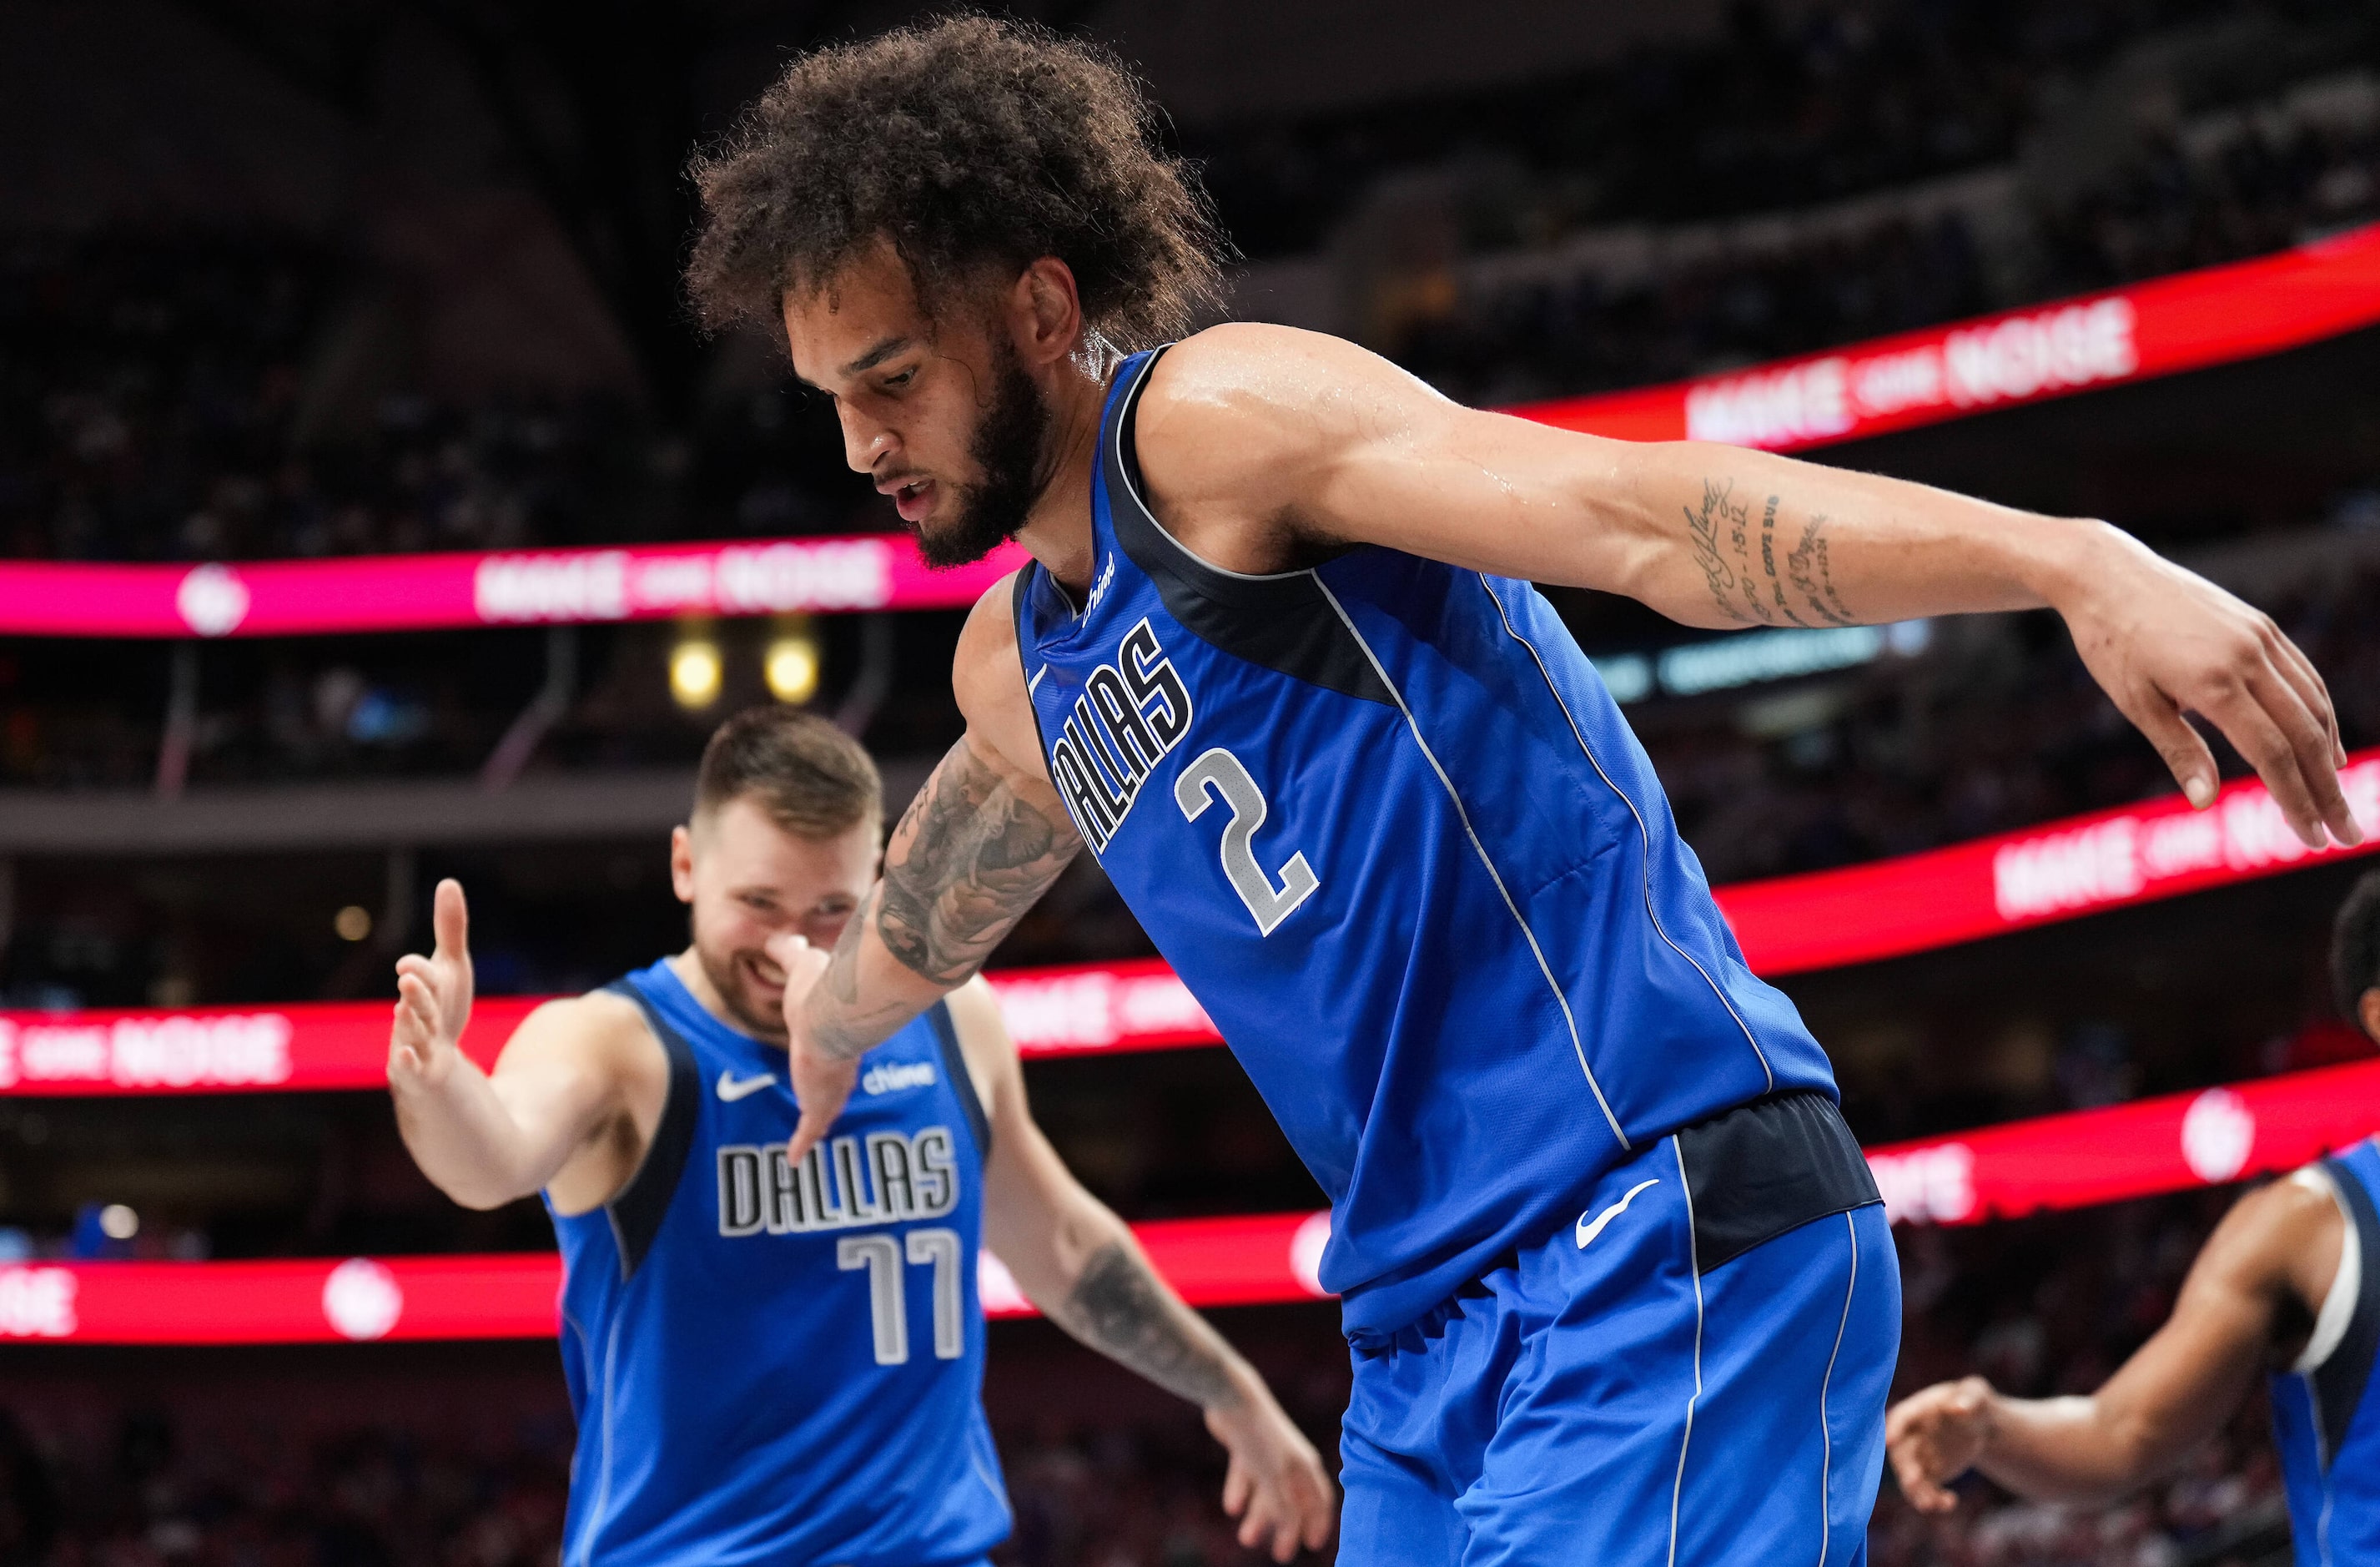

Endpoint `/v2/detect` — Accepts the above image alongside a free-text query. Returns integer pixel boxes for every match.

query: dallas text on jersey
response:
[717,1127,963,1237]
[1047,617,1194,854]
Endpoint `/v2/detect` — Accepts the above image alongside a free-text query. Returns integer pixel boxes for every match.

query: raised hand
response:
[390,879,475,1091]
[1885,1375,1996,1514]
[766,931,857,1164]
[2058,534,2358,849]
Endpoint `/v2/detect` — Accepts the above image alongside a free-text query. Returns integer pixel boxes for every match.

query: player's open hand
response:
[390,879,474,1091]
[1205,1383,1336,1562]
[1885,1374,1997,1514]
[2057,527,2360,850]
[766,931,855,1165]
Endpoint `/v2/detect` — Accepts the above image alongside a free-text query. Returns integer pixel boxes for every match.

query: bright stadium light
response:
[764,624,820,705]
[670,637,723,709]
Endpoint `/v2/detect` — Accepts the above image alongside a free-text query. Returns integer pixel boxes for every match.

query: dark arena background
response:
[3,0,2380,1562]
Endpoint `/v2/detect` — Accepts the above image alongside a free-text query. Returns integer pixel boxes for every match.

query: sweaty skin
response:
[769,244,2360,1164]
[1885,1171,2347,1509]
[386,799,1336,1562]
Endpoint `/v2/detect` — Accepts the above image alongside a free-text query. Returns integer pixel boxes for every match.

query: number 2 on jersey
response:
[1174,747,1319,936]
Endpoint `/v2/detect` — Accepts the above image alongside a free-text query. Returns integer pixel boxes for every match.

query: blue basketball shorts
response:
[1336,1093,1900,1567]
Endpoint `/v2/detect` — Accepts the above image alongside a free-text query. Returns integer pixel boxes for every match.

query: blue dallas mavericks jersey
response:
[2272,1136,2380,1566]
[1012,346,1841,1337]
[551,959,1009,1567]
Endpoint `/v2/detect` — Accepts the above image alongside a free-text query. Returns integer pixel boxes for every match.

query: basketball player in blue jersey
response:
[682,20,2360,1562]
[385,708,1334,1567]
[1888,871,2380,1564]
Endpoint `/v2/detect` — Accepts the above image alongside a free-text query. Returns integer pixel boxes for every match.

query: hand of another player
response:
[1205,1383,1337,1562]
[390,879,474,1093]
[767,931,856,1165]
[1885,1375,1997,1514]
[2055,530,2358,850]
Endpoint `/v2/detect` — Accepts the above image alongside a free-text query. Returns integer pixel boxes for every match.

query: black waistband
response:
[1674,1090,1880,1274]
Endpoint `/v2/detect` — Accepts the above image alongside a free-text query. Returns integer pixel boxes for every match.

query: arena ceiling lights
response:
[3,221,2377,640]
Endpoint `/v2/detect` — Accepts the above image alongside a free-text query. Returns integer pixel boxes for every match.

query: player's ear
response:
[670,824,699,905]
[2358,986,2380,1047]
[1010,257,1083,370]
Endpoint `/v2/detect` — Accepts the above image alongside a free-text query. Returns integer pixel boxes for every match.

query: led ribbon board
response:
[3,1061,2373,1343]
[1514,219,2380,451]
[6,224,2377,639]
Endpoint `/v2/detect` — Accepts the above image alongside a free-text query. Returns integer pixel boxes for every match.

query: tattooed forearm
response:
[1785,514,1857,625]
[1757,494,1813,627]
[1046,1241,1243,1410]
[1683,476,1860,628]
[874,737,1081,988]
[1683,479,1755,625]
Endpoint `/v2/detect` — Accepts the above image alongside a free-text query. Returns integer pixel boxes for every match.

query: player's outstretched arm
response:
[778,582,1082,1163]
[1886,1173,2343,1510]
[1135,324,2357,852]
[388,879,631,1210]
[954,981,1335,1562]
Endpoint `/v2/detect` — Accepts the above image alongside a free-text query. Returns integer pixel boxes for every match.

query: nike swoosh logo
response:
[1576,1178,1661,1250]
[716,1070,777,1102]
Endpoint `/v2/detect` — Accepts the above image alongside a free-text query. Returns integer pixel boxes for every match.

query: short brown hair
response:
[695,708,881,839]
[2335,869,2380,1020]
[683,14,1228,348]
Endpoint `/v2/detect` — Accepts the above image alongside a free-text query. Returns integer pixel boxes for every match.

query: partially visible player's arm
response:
[775,582,1082,1162]
[387,879,630,1210]
[953,981,1334,1562]
[1135,324,2356,850]
[1886,1175,2344,1509]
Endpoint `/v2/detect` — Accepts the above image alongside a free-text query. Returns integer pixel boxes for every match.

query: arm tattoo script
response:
[1045,1241,1242,1409]
[876,737,1080,987]
[1687,478,1859,627]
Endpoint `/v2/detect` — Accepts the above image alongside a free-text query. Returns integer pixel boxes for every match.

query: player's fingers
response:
[1220,1456,1250,1518]
[2266,625,2346,768]
[2122,684,2222,811]
[431,879,469,960]
[1302,1483,1334,1551]
[2197,674,2331,848]
[787,1102,834,1166]
[2244,655,2358,844]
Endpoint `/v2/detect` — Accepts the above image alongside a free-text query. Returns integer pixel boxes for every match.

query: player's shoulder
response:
[1135,322,1443,501]
[954,572,1031,718]
[2200,1163,2348,1292]
[496,985,654,1072]
[939,975,1020,1126]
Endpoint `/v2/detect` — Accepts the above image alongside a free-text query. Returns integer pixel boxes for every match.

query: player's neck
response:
[1010,350,1113,594]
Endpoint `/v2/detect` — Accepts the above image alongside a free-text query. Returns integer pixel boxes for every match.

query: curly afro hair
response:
[685,15,1228,350]
[2334,869,2380,1022]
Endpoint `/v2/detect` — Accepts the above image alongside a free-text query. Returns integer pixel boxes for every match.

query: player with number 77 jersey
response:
[385,709,1334,1567]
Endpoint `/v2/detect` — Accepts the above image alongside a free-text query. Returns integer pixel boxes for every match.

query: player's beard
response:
[911,338,1053,570]
[695,940,789,1041]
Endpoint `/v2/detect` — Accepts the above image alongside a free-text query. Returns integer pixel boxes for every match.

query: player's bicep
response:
[954,985,1123,1304]
[1141,325,1649,589]
[485,999,629,1182]
[2091,1186,2302,1472]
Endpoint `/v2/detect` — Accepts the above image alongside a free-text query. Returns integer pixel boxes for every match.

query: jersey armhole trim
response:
[927,998,994,1164]
[2293,1164,2361,1373]
[1099,347,1394,706]
[598,979,702,1281]
[2307,1154,2380,1466]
